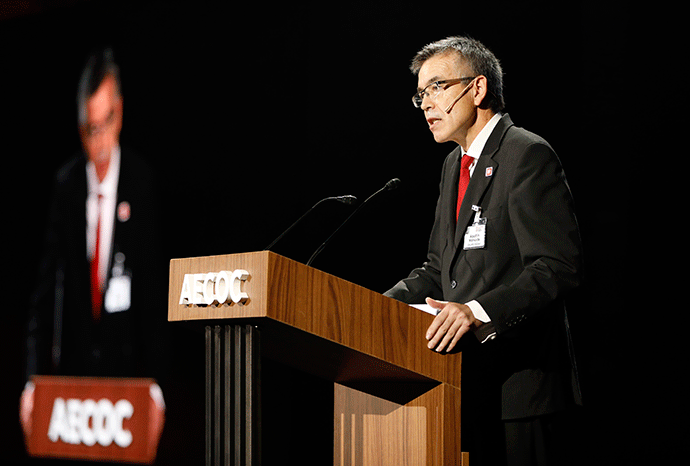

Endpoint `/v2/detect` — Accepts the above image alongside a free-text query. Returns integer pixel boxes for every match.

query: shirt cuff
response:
[466,299,491,322]
[466,300,497,343]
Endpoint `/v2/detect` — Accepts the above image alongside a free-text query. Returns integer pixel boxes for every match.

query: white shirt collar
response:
[462,113,503,160]
[86,146,120,197]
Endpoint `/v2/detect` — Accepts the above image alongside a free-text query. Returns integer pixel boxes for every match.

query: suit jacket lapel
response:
[445,149,462,239]
[453,114,513,247]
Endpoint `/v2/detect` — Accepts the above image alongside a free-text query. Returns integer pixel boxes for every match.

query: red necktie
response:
[91,195,102,322]
[456,155,474,219]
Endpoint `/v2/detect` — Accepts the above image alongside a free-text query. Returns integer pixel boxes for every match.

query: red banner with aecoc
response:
[21,376,165,464]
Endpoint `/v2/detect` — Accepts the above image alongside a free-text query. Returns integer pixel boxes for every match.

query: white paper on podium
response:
[409,303,440,316]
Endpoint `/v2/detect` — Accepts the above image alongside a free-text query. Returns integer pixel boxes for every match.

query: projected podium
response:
[169,251,468,465]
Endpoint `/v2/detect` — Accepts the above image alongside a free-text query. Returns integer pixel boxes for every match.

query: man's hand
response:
[425,297,480,352]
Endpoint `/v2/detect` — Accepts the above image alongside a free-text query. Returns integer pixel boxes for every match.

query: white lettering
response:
[179,270,249,306]
[47,397,134,448]
[214,271,230,304]
[192,273,205,305]
[48,398,77,444]
[179,274,192,305]
[202,273,217,306]
[113,400,134,447]
[79,399,97,446]
[95,399,113,447]
[229,269,249,304]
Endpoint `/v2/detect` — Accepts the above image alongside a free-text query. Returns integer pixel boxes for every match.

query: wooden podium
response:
[169,251,468,465]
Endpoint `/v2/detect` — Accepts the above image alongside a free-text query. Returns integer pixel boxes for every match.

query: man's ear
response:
[473,75,490,109]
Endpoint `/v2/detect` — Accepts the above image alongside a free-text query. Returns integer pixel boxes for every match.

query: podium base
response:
[204,323,469,465]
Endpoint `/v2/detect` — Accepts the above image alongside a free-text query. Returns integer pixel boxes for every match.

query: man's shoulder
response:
[441,144,463,166]
[54,153,86,184]
[119,146,156,186]
[503,121,553,152]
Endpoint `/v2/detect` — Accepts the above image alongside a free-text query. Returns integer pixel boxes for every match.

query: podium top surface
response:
[168,251,461,388]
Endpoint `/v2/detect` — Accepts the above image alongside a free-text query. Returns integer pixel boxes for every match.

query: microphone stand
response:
[306,179,400,267]
[264,195,356,251]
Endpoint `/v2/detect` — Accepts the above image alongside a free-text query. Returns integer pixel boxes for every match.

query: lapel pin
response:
[485,167,493,177]
[117,201,131,222]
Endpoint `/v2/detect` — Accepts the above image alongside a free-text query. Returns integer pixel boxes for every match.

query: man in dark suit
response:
[26,48,168,381]
[384,36,584,465]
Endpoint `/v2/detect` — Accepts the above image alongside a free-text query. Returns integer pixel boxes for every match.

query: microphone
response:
[264,195,357,251]
[306,178,401,267]
[444,78,476,114]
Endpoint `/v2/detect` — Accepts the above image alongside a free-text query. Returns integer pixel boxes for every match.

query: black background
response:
[1,1,674,464]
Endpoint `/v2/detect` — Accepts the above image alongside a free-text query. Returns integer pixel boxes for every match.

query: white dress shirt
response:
[86,146,120,289]
[460,113,502,332]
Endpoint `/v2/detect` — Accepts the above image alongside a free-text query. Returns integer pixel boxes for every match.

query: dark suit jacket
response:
[385,114,583,420]
[27,148,168,381]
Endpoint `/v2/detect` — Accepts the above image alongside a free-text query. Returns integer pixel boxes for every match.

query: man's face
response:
[416,52,476,145]
[79,75,123,168]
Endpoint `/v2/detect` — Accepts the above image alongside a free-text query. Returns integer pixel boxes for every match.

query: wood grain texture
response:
[169,251,461,388]
[335,383,464,466]
[168,251,270,321]
[170,252,470,464]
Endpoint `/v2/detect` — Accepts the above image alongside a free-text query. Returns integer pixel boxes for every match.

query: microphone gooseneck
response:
[264,195,357,251]
[306,178,401,267]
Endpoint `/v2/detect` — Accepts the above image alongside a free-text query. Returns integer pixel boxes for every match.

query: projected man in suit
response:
[27,48,167,380]
[384,36,584,466]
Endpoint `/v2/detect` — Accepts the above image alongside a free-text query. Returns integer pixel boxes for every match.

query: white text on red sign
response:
[48,397,134,448]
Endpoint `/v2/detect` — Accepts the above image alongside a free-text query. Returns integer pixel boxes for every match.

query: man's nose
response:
[421,93,434,112]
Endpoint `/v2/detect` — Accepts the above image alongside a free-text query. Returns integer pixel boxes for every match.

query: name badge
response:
[464,205,486,250]
[105,276,131,313]
[104,252,131,314]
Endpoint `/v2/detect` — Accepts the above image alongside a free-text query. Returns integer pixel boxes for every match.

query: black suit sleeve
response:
[476,141,582,334]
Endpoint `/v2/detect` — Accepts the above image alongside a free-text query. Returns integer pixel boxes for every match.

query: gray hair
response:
[77,48,121,125]
[410,36,505,113]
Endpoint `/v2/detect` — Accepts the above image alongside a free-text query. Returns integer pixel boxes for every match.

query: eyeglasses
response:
[82,109,117,138]
[411,77,476,108]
